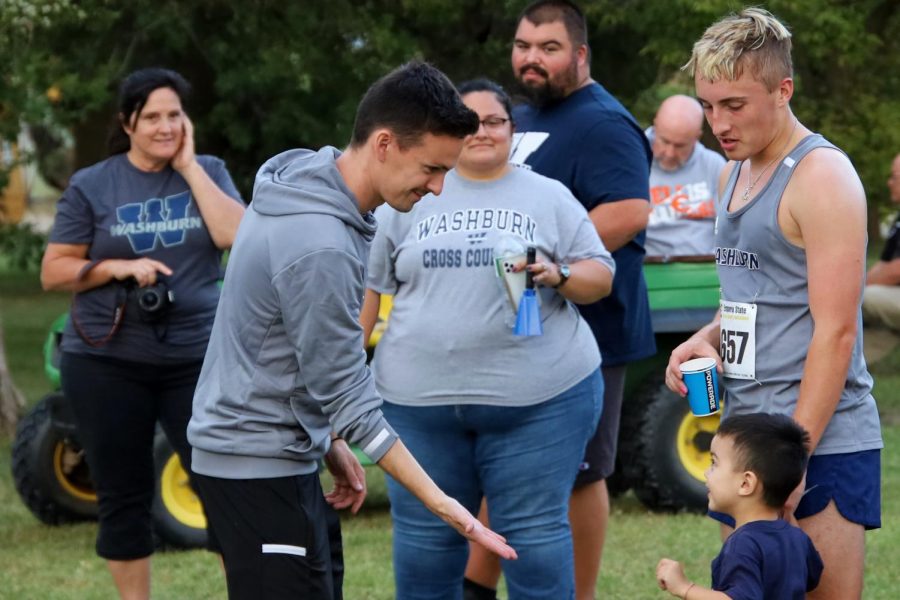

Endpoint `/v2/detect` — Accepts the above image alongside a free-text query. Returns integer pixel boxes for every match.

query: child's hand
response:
[656,558,691,597]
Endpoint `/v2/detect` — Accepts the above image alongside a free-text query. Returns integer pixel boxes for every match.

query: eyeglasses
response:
[478,117,510,131]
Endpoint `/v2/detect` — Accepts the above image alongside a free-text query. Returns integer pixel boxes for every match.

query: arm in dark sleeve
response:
[575,118,651,251]
[574,117,651,210]
[806,536,824,592]
[48,182,95,246]
[711,535,764,600]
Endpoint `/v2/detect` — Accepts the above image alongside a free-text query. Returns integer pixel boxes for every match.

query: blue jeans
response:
[383,368,603,600]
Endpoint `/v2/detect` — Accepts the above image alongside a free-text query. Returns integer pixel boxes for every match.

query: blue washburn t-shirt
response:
[711,519,823,600]
[510,83,655,365]
[49,153,244,364]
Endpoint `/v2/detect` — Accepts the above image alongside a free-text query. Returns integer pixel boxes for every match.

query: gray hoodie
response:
[189,146,397,479]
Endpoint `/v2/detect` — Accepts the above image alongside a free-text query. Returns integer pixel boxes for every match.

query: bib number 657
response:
[720,329,749,366]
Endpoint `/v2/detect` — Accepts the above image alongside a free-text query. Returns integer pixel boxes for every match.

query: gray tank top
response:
[715,134,882,455]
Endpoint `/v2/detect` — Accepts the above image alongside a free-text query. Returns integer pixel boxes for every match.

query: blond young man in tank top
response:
[665,8,882,600]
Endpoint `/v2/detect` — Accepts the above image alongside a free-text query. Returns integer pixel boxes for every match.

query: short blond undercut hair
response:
[683,7,793,92]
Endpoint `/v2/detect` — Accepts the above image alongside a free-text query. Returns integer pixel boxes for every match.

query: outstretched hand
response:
[374,439,515,559]
[323,438,367,514]
[438,496,517,560]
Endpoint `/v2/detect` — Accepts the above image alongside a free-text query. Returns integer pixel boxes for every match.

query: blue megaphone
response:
[514,247,543,336]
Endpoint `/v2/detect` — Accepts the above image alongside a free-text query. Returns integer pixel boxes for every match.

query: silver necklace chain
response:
[742,118,799,202]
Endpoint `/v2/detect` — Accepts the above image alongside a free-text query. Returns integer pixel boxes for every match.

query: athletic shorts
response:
[193,472,344,600]
[574,364,626,487]
[709,449,881,530]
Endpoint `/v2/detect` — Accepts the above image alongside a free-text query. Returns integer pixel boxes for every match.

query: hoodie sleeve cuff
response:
[355,417,398,463]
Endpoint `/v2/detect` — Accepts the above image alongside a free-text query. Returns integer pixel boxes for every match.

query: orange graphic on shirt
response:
[650,183,715,219]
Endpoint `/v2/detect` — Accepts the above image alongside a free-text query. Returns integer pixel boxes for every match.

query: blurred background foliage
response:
[1,0,899,229]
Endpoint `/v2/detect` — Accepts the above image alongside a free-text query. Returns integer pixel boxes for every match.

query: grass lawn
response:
[1,268,898,599]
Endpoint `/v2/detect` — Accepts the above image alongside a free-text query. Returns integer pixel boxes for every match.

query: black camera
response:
[136,281,174,318]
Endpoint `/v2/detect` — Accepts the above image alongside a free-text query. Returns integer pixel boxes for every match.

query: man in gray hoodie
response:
[188,62,517,599]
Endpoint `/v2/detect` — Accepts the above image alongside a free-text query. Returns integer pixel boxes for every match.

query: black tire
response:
[604,471,630,498]
[151,432,208,549]
[10,393,99,524]
[625,376,719,513]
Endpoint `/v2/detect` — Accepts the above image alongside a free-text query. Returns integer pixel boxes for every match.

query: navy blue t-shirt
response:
[49,153,244,364]
[711,519,823,600]
[511,83,655,364]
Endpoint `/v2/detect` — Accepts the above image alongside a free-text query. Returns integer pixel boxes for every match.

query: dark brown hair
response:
[349,61,478,149]
[107,68,191,155]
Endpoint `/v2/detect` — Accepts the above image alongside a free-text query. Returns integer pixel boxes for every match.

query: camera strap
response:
[138,298,171,342]
[150,321,169,343]
[70,259,128,348]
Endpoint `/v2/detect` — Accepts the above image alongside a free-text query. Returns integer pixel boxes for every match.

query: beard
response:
[515,59,580,108]
[656,155,687,172]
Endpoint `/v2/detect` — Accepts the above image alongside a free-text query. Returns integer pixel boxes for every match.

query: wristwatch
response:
[553,263,571,288]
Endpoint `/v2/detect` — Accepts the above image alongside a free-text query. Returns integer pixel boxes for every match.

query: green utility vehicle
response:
[10,260,721,548]
[609,260,721,512]
[11,314,208,549]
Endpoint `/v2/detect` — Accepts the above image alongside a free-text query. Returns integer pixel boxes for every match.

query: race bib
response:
[720,300,757,380]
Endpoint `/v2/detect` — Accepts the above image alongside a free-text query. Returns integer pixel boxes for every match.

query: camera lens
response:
[139,290,160,311]
[134,282,172,318]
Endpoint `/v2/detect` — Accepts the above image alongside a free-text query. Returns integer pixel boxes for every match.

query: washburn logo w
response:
[111,191,202,253]
[715,246,760,270]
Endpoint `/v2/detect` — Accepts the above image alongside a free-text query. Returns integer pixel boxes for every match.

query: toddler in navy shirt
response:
[656,414,823,599]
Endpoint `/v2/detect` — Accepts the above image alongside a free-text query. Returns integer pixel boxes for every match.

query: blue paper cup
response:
[680,357,720,416]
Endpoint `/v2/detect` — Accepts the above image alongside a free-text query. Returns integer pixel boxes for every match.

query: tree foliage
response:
[1,0,899,218]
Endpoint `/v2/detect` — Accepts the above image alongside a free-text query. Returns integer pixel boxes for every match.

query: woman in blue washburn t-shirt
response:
[40,67,244,599]
[363,79,615,599]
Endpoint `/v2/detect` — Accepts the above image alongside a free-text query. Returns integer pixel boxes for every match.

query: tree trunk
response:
[0,321,25,436]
